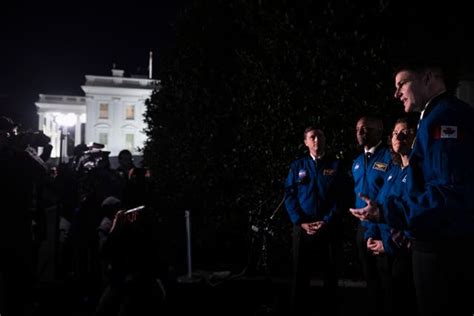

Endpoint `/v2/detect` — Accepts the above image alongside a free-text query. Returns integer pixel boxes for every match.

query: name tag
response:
[373,162,388,172]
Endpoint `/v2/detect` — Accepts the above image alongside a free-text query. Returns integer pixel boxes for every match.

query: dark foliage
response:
[143,0,404,275]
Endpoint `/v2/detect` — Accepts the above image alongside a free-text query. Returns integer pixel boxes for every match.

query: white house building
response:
[36,68,159,159]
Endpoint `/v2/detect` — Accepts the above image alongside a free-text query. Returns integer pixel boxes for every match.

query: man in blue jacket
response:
[352,116,393,316]
[284,126,343,315]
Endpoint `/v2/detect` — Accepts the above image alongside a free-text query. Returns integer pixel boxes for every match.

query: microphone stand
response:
[269,196,285,221]
[248,195,286,275]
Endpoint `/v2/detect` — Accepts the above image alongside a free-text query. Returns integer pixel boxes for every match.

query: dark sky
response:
[388,1,474,64]
[1,1,473,129]
[0,1,189,129]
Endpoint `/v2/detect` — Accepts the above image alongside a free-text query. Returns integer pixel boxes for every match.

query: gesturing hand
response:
[349,193,381,222]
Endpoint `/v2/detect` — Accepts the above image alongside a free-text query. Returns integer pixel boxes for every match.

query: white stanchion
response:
[177,210,202,283]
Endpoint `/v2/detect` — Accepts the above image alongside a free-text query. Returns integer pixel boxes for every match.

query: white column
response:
[38,112,44,131]
[75,114,81,145]
[61,126,67,162]
[53,121,61,158]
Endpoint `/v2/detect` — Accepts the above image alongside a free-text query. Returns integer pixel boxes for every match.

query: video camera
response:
[9,130,51,149]
[0,116,51,149]
[76,142,111,173]
[0,117,50,173]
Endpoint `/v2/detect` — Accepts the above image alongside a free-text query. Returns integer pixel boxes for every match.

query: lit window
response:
[125,134,134,151]
[126,105,135,120]
[99,133,108,146]
[99,103,109,119]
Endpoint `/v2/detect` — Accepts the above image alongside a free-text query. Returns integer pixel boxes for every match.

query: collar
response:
[420,90,447,121]
[364,141,381,155]
[310,152,325,161]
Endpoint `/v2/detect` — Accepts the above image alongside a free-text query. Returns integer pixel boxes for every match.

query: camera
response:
[0,116,51,149]
[10,131,51,149]
[75,142,110,173]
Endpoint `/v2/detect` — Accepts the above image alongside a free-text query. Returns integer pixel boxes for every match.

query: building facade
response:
[36,68,158,159]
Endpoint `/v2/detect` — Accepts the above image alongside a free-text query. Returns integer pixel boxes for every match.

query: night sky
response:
[388,1,474,66]
[1,1,473,130]
[0,1,188,129]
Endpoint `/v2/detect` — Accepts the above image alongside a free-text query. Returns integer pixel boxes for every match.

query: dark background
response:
[0,0,190,129]
[1,0,474,130]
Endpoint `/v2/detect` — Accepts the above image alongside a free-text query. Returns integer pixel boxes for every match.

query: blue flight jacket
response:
[284,155,341,225]
[384,93,474,240]
[373,166,410,255]
[352,145,392,235]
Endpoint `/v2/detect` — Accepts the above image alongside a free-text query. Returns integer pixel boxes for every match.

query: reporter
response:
[0,116,50,316]
[96,203,167,316]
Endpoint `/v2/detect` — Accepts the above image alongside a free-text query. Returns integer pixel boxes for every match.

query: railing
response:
[38,94,86,104]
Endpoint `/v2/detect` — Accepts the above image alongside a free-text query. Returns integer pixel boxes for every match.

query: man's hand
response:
[301,221,325,235]
[349,193,381,221]
[110,210,138,233]
[366,237,385,255]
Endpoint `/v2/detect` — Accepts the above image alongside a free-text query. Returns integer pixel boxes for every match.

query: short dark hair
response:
[303,126,323,140]
[393,58,460,95]
[118,149,132,160]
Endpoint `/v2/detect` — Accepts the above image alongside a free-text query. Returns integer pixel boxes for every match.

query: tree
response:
[143,0,402,273]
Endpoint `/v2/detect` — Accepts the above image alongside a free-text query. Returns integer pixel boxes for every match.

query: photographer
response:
[95,204,167,316]
[65,143,125,305]
[74,144,123,202]
[0,116,51,316]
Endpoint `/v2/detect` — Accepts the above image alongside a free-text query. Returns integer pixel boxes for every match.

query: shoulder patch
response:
[432,125,460,139]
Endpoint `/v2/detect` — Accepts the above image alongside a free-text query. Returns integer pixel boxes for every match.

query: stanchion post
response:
[185,210,192,279]
[177,209,202,283]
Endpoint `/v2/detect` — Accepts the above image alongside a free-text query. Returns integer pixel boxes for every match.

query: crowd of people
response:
[0,117,166,316]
